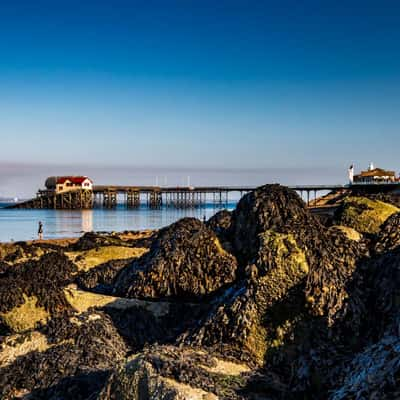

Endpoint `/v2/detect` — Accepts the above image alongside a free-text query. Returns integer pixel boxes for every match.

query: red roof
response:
[56,176,92,185]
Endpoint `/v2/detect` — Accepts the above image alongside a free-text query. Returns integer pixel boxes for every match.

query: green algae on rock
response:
[255,230,309,275]
[0,294,50,333]
[181,229,310,366]
[329,225,362,242]
[231,184,319,266]
[334,196,399,235]
[0,252,78,333]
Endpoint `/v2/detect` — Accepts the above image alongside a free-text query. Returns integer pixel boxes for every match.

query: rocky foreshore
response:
[0,185,399,399]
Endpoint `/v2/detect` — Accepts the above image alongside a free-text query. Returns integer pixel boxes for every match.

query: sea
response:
[0,202,238,242]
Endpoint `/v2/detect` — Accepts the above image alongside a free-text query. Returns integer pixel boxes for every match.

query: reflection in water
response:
[81,210,93,233]
[0,203,237,242]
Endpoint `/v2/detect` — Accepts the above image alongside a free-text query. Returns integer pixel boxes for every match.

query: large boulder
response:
[334,197,399,235]
[231,184,317,265]
[181,229,310,365]
[329,246,400,400]
[179,185,369,398]
[0,311,127,400]
[63,285,204,352]
[113,218,238,301]
[231,185,366,325]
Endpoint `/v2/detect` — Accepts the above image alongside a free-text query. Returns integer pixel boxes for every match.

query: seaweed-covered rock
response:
[374,212,400,254]
[296,234,400,396]
[206,209,233,252]
[356,191,400,208]
[330,333,400,400]
[364,247,400,339]
[329,225,362,242]
[207,209,232,235]
[114,218,238,301]
[70,231,154,251]
[180,184,368,397]
[181,229,310,365]
[0,330,49,369]
[304,227,367,324]
[67,246,148,272]
[76,258,135,294]
[0,311,127,400]
[0,242,47,270]
[334,196,399,235]
[230,185,366,325]
[63,285,204,353]
[0,252,77,332]
[98,345,270,400]
[231,184,318,265]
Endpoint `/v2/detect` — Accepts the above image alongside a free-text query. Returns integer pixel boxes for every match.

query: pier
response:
[7,181,400,210]
[93,185,246,209]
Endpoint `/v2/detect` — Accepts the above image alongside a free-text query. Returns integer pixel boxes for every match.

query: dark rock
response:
[103,301,206,352]
[207,209,232,234]
[364,247,400,339]
[180,226,311,364]
[330,332,400,400]
[231,184,318,266]
[230,185,367,325]
[177,184,370,399]
[70,231,154,252]
[99,345,269,400]
[0,252,77,331]
[76,258,135,294]
[113,218,238,301]
[206,209,233,252]
[374,212,400,254]
[0,311,126,400]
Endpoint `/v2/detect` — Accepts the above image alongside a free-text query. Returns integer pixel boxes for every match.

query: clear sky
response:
[0,0,399,196]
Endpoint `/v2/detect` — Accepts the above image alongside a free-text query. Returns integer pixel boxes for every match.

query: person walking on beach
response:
[38,221,43,240]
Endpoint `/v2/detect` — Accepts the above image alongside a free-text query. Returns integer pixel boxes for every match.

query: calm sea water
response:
[0,203,237,242]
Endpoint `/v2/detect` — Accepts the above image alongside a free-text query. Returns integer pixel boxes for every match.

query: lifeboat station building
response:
[45,176,93,193]
[351,163,397,184]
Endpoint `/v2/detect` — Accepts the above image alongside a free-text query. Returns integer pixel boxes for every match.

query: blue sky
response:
[0,0,399,195]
